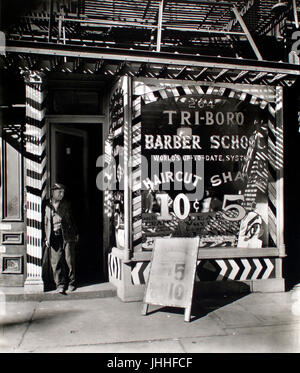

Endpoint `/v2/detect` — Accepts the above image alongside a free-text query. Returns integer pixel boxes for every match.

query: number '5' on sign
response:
[157,193,246,222]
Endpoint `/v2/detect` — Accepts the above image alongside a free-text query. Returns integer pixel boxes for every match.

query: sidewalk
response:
[1,284,300,353]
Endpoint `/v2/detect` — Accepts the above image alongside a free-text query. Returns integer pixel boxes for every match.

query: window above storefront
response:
[49,89,103,115]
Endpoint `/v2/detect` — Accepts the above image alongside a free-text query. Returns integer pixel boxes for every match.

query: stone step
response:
[0,282,117,302]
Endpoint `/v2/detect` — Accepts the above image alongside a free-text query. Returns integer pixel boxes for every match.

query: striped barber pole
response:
[266,88,284,247]
[23,72,47,288]
[103,138,114,218]
[131,95,143,252]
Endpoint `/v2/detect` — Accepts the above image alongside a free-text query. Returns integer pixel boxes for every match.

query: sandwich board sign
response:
[141,237,199,322]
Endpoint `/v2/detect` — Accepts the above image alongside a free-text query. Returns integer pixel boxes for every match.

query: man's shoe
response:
[69,284,76,292]
[56,286,65,294]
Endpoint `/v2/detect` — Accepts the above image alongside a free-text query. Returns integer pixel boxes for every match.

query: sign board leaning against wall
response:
[142,237,199,322]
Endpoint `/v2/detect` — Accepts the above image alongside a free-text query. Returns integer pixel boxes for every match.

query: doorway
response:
[49,122,104,286]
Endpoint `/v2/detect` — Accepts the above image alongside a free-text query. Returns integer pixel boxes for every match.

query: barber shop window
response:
[50,90,103,115]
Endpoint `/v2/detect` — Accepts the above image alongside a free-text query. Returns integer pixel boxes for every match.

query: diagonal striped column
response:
[267,94,283,248]
[274,87,285,256]
[23,71,47,293]
[131,95,143,252]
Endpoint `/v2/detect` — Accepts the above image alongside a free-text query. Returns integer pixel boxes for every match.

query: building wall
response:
[0,72,27,286]
[0,71,298,296]
[1,71,111,290]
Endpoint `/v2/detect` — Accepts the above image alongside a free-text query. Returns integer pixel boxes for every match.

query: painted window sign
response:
[141,93,270,249]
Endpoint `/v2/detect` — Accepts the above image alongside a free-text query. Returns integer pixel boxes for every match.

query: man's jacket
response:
[44,199,78,243]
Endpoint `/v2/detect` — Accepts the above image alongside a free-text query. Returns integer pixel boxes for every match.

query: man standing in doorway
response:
[44,183,79,293]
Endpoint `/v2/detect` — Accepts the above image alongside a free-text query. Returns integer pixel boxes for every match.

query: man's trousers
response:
[50,235,76,288]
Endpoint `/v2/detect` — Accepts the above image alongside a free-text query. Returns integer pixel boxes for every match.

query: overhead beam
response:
[5,42,300,76]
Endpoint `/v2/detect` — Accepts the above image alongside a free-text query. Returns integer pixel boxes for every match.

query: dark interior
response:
[51,123,104,285]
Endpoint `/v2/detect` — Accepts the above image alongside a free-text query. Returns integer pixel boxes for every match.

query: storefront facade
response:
[107,75,296,300]
[1,0,300,299]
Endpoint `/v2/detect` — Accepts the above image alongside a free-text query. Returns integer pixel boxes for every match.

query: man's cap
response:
[51,183,65,191]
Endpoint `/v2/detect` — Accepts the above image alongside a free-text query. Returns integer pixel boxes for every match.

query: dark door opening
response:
[50,123,104,286]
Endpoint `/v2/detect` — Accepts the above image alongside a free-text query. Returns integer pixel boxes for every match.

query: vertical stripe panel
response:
[132,96,143,251]
[25,80,47,279]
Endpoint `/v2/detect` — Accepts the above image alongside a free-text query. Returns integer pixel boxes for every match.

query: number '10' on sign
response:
[157,193,246,221]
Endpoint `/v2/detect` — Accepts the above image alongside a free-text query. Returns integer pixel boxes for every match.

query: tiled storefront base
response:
[108,251,285,302]
[109,258,145,302]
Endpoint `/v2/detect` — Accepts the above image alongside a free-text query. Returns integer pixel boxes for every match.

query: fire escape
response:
[0,0,299,85]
